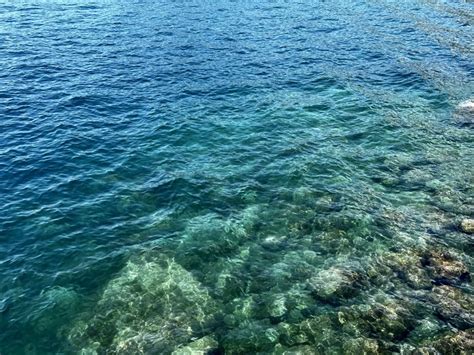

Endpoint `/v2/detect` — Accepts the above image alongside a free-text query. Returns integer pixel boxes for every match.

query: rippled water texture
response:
[1,0,473,353]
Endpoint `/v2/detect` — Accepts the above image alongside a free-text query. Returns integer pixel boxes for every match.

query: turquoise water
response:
[1,0,473,353]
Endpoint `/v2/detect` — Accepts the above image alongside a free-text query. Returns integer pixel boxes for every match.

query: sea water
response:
[0,0,473,353]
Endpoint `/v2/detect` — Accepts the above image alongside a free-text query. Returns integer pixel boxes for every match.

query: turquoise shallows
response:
[0,0,473,353]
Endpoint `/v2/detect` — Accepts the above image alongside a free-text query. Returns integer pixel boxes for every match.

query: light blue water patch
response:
[0,0,473,353]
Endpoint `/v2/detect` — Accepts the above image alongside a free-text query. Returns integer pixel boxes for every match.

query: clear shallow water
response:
[1,0,473,353]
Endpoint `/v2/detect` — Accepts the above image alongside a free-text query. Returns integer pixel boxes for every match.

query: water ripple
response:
[1,0,473,353]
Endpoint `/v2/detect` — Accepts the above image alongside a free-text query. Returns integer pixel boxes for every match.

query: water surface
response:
[1,0,473,353]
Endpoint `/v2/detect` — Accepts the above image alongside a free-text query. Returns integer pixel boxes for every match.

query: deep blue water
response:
[1,0,473,353]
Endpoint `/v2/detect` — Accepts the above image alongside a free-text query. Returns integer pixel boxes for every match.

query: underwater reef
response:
[63,225,473,354]
[61,171,473,354]
[29,102,474,353]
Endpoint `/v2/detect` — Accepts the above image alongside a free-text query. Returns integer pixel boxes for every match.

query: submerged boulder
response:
[429,285,474,330]
[457,99,474,112]
[338,296,416,342]
[277,322,311,347]
[221,321,279,354]
[68,255,218,353]
[308,266,366,304]
[383,251,432,289]
[32,287,80,338]
[277,344,319,355]
[460,218,474,234]
[342,337,380,354]
[172,335,219,355]
[418,329,474,353]
[420,250,471,286]
[278,313,343,350]
[261,235,288,252]
[453,99,474,126]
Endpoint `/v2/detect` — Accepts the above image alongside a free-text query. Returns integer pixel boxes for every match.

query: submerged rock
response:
[33,287,80,335]
[420,250,471,285]
[261,235,288,251]
[266,293,288,319]
[418,329,474,354]
[277,344,319,355]
[68,255,218,353]
[277,322,310,347]
[342,337,380,354]
[383,251,432,289]
[277,313,343,351]
[456,99,474,115]
[407,318,443,343]
[172,335,219,355]
[338,296,416,342]
[308,266,366,303]
[453,99,474,126]
[221,321,279,354]
[460,218,474,234]
[429,285,474,330]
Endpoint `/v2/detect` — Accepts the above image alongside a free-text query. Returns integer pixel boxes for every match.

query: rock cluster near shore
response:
[62,120,474,354]
[65,229,472,354]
